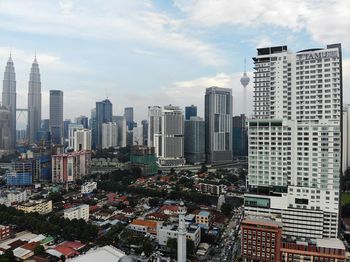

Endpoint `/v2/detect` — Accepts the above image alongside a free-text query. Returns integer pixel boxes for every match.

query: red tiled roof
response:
[130,219,157,228]
[160,205,179,212]
[54,246,79,258]
[22,241,40,251]
[9,240,27,249]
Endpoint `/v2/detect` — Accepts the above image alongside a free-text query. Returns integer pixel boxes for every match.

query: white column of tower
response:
[2,53,16,148]
[28,56,41,143]
[240,58,250,116]
[177,201,187,262]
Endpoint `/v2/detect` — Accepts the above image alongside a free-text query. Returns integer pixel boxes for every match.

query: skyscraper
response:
[27,57,41,144]
[124,107,134,130]
[232,114,248,157]
[75,115,89,129]
[49,90,64,144]
[141,119,148,146]
[244,44,342,239]
[185,105,197,120]
[113,115,127,147]
[184,116,205,164]
[73,129,91,152]
[68,123,83,149]
[102,122,118,149]
[148,105,185,166]
[205,87,233,163]
[95,99,112,149]
[2,54,16,148]
[0,106,11,151]
[343,105,350,172]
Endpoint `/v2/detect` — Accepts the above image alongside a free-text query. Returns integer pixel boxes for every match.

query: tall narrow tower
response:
[28,56,41,143]
[2,54,16,149]
[177,201,187,262]
[240,58,250,115]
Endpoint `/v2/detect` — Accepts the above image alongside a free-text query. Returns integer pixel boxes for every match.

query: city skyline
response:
[0,0,349,125]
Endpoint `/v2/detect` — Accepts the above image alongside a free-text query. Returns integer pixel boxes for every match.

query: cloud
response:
[174,0,350,51]
[0,0,225,67]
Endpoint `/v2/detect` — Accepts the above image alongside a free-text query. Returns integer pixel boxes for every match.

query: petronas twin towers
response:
[1,54,41,148]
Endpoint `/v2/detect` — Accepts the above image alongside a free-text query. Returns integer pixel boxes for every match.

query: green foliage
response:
[0,249,14,262]
[0,205,98,243]
[119,229,154,256]
[186,239,195,255]
[166,238,177,252]
[97,224,125,246]
[221,202,234,217]
[34,245,45,255]
[47,192,63,203]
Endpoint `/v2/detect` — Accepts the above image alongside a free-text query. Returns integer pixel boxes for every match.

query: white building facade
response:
[81,181,97,194]
[64,204,89,221]
[245,44,342,239]
[102,122,118,149]
[74,129,91,151]
[343,104,350,172]
[148,105,185,166]
[68,123,83,149]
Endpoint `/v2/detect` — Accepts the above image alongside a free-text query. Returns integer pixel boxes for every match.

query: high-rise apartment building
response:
[205,87,233,163]
[94,99,112,149]
[68,123,83,149]
[244,44,342,239]
[148,105,185,166]
[2,55,16,148]
[73,129,91,151]
[27,57,41,144]
[185,105,197,120]
[102,122,118,149]
[49,90,64,144]
[184,116,205,164]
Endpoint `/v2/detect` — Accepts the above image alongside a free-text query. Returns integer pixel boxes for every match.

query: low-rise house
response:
[128,219,159,235]
[64,204,89,221]
[195,210,213,228]
[160,205,179,216]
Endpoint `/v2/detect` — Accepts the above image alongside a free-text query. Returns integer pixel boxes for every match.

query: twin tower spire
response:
[1,53,41,148]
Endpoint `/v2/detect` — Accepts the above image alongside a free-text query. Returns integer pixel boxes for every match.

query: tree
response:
[34,245,45,255]
[166,238,177,252]
[186,239,195,255]
[149,198,160,207]
[199,163,208,173]
[0,250,15,262]
[47,192,63,203]
[221,202,233,217]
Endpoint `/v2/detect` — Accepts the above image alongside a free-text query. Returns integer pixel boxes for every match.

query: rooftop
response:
[129,219,157,228]
[316,238,345,250]
[198,211,210,217]
[68,245,125,262]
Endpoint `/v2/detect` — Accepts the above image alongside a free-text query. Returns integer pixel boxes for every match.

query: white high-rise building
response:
[205,87,233,163]
[102,122,118,149]
[74,129,91,151]
[68,123,83,149]
[113,116,127,147]
[148,105,185,166]
[28,57,41,144]
[245,44,342,239]
[2,54,16,148]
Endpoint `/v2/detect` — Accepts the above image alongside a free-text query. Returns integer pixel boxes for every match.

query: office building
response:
[27,56,42,144]
[16,130,26,143]
[205,87,233,163]
[64,204,89,221]
[41,119,50,131]
[184,116,205,164]
[113,115,127,147]
[185,105,197,120]
[244,44,342,239]
[49,90,64,144]
[241,217,282,262]
[95,99,112,149]
[0,106,11,151]
[52,151,91,183]
[102,122,118,149]
[232,114,248,157]
[2,54,16,148]
[343,104,350,172]
[148,105,185,166]
[63,119,71,142]
[75,115,88,129]
[6,161,34,186]
[17,200,52,215]
[124,107,135,130]
[141,119,148,146]
[81,182,97,194]
[74,129,91,151]
[68,123,83,149]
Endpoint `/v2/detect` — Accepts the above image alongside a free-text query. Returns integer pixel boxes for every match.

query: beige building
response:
[64,204,89,221]
[17,200,52,214]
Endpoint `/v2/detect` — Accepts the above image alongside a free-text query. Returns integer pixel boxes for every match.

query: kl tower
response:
[240,58,250,115]
[177,201,187,262]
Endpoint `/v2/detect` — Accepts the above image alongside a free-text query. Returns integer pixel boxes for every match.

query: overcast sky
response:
[0,0,349,127]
